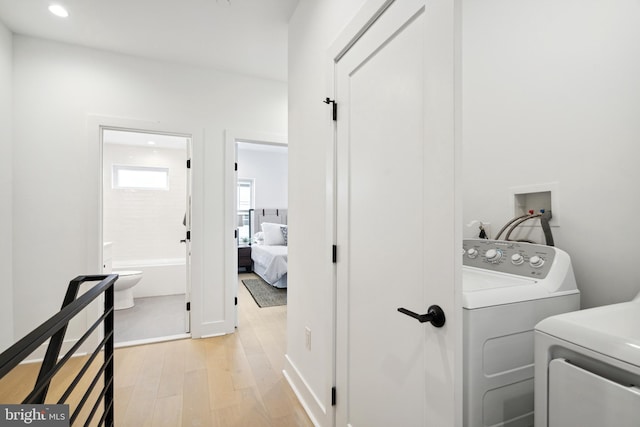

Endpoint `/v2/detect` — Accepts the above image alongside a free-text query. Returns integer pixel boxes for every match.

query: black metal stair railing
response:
[0,274,118,426]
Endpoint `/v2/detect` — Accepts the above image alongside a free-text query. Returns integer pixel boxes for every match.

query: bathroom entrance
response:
[101,127,192,346]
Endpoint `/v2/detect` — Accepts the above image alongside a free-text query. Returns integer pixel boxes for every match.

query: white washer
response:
[463,239,580,427]
[534,293,640,427]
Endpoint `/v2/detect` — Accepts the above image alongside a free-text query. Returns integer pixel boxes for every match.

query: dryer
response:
[534,293,640,427]
[463,239,580,427]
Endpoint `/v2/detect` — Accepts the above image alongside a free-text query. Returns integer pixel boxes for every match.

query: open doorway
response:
[227,132,288,330]
[101,127,192,346]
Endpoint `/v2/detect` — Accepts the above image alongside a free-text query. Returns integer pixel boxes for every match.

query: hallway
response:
[113,273,311,426]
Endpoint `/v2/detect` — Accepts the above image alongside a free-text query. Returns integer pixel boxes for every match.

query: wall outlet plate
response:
[305,327,311,350]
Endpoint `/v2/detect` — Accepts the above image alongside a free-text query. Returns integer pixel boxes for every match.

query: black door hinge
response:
[331,387,336,406]
[332,245,337,263]
[186,231,191,241]
[235,297,238,306]
[187,159,191,169]
[186,302,191,311]
[235,162,238,171]
[324,98,337,121]
[235,229,238,239]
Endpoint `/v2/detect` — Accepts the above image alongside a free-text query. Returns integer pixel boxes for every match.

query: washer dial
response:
[511,253,525,265]
[529,255,545,268]
[485,248,503,263]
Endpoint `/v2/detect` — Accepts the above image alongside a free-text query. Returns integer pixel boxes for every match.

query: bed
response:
[250,209,288,288]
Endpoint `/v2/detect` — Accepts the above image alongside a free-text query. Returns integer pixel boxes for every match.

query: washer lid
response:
[464,268,537,292]
[462,268,578,308]
[536,299,640,367]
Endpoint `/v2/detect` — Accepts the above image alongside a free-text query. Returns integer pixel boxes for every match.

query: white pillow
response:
[253,232,264,245]
[261,222,286,246]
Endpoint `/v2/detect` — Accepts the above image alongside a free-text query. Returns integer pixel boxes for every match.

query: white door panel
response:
[335,0,458,426]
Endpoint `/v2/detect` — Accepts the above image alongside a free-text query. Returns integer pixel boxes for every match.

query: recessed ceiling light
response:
[48,4,69,18]
[147,141,156,145]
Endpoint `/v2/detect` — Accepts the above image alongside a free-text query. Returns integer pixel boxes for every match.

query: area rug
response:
[242,278,287,308]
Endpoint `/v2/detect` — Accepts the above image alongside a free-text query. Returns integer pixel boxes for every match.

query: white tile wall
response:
[103,144,187,263]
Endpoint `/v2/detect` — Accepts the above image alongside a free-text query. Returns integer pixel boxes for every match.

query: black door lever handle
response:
[397,305,446,327]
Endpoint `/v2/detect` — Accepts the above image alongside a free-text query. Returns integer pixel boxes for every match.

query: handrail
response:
[0,274,118,426]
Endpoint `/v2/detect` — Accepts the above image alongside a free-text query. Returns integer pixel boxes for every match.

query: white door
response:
[185,138,193,333]
[335,0,459,426]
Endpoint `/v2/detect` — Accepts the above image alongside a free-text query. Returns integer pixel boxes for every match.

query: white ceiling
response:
[0,0,299,82]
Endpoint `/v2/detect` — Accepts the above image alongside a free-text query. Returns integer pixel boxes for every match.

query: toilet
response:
[113,270,143,310]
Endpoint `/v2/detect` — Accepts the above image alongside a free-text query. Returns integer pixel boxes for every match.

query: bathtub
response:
[112,258,186,298]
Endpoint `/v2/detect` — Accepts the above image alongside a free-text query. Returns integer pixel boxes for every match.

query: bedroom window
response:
[112,165,169,190]
[238,179,253,211]
[237,179,254,243]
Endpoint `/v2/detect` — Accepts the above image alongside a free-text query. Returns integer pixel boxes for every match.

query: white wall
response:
[286,1,366,425]
[288,1,640,423]
[103,144,187,263]
[462,0,640,308]
[12,36,287,342]
[0,20,13,352]
[237,147,288,209]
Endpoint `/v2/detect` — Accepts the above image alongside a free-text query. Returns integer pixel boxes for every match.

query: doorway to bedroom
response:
[230,134,288,330]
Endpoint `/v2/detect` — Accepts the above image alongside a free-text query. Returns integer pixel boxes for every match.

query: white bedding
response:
[251,244,288,287]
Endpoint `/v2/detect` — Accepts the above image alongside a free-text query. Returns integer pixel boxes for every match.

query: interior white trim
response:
[283,354,325,427]
[114,333,190,349]
[23,338,85,364]
[327,0,393,62]
[197,320,229,338]
[88,115,205,338]
[325,1,404,425]
[223,129,287,332]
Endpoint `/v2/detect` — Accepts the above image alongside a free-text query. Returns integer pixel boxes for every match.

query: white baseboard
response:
[199,331,226,339]
[283,354,329,427]
[193,319,232,338]
[114,333,190,348]
[24,337,92,364]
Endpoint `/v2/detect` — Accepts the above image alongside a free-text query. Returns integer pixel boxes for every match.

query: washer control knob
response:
[511,253,524,265]
[529,255,545,268]
[467,248,479,259]
[485,248,502,263]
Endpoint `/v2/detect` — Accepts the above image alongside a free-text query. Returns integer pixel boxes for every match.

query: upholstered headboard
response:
[251,208,288,235]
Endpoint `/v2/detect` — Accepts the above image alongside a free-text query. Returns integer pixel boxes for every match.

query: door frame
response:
[89,115,204,339]
[327,0,463,424]
[224,129,288,330]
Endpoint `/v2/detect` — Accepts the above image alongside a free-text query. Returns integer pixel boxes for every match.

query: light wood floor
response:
[115,272,312,426]
[0,273,313,427]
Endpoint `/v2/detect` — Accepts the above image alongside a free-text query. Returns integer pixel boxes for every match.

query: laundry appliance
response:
[463,239,580,427]
[534,293,640,427]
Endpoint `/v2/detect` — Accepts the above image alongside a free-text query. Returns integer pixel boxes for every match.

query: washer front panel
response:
[463,239,556,279]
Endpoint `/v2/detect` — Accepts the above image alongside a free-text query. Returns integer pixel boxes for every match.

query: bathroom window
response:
[112,165,169,190]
